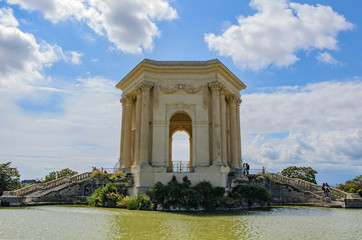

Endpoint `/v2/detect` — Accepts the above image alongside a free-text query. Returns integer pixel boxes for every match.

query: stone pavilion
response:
[116,59,246,194]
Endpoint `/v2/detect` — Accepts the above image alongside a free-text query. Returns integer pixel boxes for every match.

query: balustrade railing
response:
[71,172,92,183]
[5,172,92,197]
[270,173,350,199]
[167,161,194,173]
[13,184,39,196]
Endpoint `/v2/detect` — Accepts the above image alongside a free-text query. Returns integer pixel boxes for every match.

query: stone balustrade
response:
[14,184,39,196]
[71,172,92,183]
[271,173,349,199]
[3,172,93,197]
[42,177,70,190]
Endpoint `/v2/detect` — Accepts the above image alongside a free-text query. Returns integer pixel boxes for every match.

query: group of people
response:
[243,163,250,175]
[92,166,107,174]
[322,183,331,197]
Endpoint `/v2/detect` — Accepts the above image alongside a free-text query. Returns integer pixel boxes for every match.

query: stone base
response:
[129,164,231,195]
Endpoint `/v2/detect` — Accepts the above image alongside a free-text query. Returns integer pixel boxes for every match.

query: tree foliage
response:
[0,162,21,195]
[337,175,362,193]
[43,168,78,183]
[281,166,318,184]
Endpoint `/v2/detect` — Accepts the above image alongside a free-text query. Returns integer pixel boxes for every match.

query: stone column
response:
[209,82,223,166]
[119,97,126,168]
[139,82,153,165]
[228,95,239,169]
[236,98,242,167]
[133,88,142,166]
[220,90,228,167]
[121,94,134,169]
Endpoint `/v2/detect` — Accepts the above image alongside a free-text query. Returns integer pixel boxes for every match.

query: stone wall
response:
[247,175,325,205]
[29,177,112,204]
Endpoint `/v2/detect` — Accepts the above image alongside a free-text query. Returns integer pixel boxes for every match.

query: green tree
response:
[337,175,362,193]
[0,162,21,195]
[44,168,78,183]
[281,166,318,184]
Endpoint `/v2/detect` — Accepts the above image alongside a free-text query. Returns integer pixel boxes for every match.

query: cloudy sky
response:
[0,0,361,185]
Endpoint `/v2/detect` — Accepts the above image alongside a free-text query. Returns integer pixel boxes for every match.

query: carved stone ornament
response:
[159,84,203,94]
[120,94,135,104]
[166,104,196,122]
[137,81,153,92]
[208,82,224,92]
[226,94,241,104]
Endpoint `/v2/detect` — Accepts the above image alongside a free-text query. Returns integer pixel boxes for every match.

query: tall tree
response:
[0,162,21,195]
[337,175,362,193]
[43,168,78,183]
[281,166,318,184]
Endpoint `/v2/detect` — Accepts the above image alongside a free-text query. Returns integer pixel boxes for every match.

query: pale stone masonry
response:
[116,59,247,194]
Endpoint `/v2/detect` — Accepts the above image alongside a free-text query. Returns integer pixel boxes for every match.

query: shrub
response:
[87,183,120,207]
[149,182,166,209]
[108,171,125,181]
[180,188,200,210]
[91,170,104,178]
[126,195,139,210]
[233,184,271,205]
[149,177,227,211]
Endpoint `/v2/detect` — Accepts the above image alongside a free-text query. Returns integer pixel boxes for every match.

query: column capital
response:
[120,94,135,104]
[208,82,224,92]
[226,94,241,104]
[137,81,153,93]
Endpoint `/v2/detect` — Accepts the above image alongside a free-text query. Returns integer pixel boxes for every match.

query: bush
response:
[126,195,139,210]
[149,177,226,211]
[233,184,271,206]
[91,170,104,178]
[122,194,151,210]
[108,171,125,181]
[87,183,121,207]
[1,200,10,207]
[180,188,200,210]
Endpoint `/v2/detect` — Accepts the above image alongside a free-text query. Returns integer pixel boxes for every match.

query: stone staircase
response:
[268,173,360,208]
[1,172,92,206]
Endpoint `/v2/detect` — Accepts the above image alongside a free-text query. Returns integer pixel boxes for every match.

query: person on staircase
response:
[324,183,330,197]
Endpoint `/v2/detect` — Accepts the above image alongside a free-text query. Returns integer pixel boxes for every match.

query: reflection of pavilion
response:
[116,59,246,194]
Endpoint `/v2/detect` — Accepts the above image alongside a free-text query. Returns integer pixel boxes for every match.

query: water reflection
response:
[0,206,361,240]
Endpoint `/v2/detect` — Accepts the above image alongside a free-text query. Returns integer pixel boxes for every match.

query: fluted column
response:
[134,88,142,165]
[236,98,242,167]
[139,82,153,165]
[119,98,126,167]
[220,90,228,167]
[121,94,134,168]
[209,82,223,166]
[228,95,239,169]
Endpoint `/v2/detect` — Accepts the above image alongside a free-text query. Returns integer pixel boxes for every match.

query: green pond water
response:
[0,206,361,240]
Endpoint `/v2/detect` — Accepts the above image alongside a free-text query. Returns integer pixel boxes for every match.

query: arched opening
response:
[169,113,193,172]
[171,131,191,172]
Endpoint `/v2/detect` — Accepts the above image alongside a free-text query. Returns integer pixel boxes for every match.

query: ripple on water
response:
[0,206,361,240]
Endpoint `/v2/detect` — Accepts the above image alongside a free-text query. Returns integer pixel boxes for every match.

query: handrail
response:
[8,172,92,196]
[13,183,39,196]
[270,173,350,199]
[71,172,92,183]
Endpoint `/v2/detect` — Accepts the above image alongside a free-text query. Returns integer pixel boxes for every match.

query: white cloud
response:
[0,7,81,88]
[0,77,121,179]
[316,52,340,65]
[241,80,362,176]
[68,51,83,65]
[204,0,353,70]
[7,0,178,54]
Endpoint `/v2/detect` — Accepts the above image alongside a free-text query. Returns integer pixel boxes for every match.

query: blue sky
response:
[0,0,361,186]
